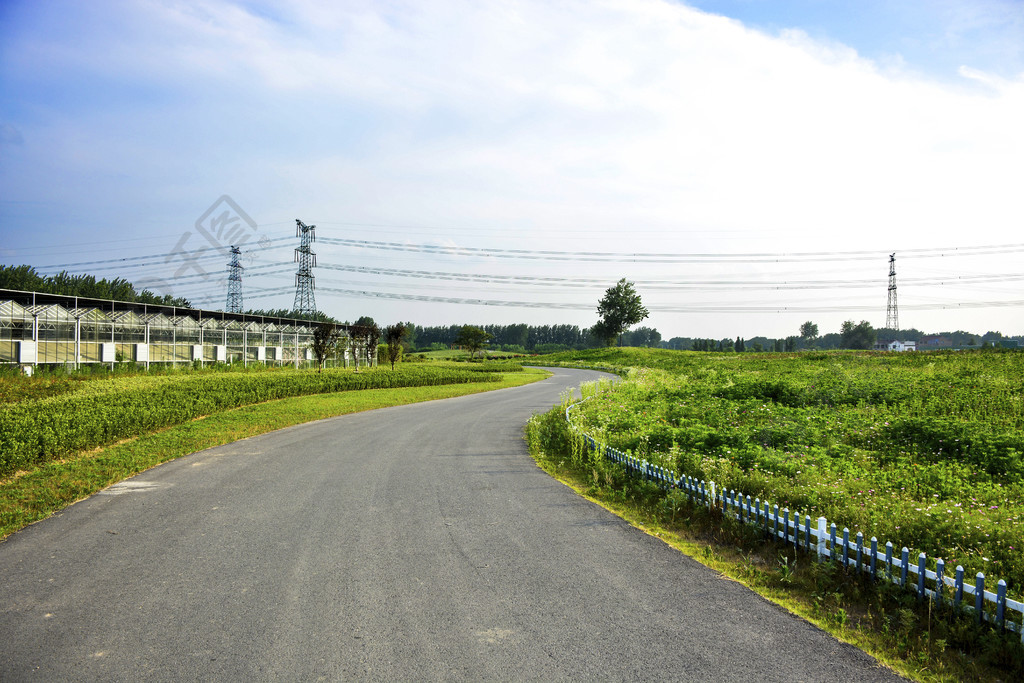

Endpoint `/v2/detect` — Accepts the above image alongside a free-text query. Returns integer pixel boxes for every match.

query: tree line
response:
[409,323,662,352]
[0,265,191,307]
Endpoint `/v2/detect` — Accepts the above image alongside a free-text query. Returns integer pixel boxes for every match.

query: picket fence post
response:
[976,573,985,624]
[997,580,1007,630]
[954,566,964,607]
[816,517,827,562]
[917,553,927,601]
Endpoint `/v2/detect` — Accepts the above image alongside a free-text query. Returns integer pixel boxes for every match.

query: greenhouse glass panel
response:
[31,304,75,364]
[224,320,244,363]
[72,308,112,363]
[172,316,200,362]
[198,319,222,361]
[142,313,174,362]
[0,300,32,362]
[242,321,263,362]
[111,310,145,362]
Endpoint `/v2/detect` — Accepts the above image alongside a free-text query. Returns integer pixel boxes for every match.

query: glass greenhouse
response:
[0,289,372,370]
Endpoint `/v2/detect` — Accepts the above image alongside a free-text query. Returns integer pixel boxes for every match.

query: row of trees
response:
[0,265,191,307]
[410,322,662,352]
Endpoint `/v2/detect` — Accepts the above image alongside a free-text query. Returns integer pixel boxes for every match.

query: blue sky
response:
[1,0,1022,339]
[687,0,1024,80]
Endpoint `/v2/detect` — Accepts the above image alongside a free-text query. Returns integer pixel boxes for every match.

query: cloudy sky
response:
[1,0,1022,340]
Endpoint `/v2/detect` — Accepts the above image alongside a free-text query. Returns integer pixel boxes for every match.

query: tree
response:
[593,278,649,346]
[383,323,407,370]
[455,325,492,359]
[310,323,340,373]
[799,321,818,347]
[840,320,876,349]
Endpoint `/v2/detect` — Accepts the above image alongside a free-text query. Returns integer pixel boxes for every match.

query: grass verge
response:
[0,368,548,539]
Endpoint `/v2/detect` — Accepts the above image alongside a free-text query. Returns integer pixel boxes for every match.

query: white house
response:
[885,340,917,352]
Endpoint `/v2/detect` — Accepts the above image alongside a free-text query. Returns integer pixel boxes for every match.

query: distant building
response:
[876,340,917,352]
[919,335,952,348]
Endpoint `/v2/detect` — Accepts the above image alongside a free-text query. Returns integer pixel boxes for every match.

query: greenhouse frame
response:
[0,289,375,370]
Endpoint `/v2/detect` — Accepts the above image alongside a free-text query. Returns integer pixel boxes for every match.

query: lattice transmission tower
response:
[886,253,899,331]
[293,219,317,316]
[226,245,244,313]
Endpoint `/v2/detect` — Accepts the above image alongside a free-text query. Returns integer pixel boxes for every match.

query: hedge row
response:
[0,366,499,477]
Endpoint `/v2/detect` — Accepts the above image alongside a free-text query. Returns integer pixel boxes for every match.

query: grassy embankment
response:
[1,362,547,538]
[526,347,1024,682]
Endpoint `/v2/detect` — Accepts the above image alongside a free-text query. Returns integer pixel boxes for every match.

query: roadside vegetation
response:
[527,347,1024,681]
[0,362,547,538]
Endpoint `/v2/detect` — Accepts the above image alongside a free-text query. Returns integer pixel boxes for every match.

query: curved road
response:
[0,368,902,681]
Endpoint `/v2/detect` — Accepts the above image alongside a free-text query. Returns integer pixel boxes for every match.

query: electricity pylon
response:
[226,245,243,313]
[293,219,317,316]
[886,253,899,331]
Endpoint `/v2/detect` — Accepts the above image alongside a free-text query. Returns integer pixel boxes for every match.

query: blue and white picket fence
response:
[565,400,1024,639]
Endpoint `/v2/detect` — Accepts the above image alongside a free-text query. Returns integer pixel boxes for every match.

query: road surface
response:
[0,367,902,681]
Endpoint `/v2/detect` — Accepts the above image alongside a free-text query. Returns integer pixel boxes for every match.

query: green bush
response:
[0,366,498,477]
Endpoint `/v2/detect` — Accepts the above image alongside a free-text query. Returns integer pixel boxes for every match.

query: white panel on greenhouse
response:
[101,342,116,362]
[134,343,149,362]
[17,339,36,363]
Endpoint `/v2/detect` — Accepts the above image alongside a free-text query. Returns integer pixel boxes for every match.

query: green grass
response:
[525,348,1024,681]
[0,364,513,477]
[0,367,549,539]
[535,348,1024,588]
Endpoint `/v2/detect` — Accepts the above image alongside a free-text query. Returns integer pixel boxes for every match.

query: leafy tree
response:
[310,323,340,373]
[401,322,417,350]
[840,320,877,349]
[383,323,407,370]
[354,315,376,328]
[592,278,649,346]
[735,336,745,352]
[799,321,818,347]
[624,326,661,347]
[455,325,492,358]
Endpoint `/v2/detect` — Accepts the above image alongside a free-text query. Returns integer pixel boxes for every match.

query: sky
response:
[1,0,1022,340]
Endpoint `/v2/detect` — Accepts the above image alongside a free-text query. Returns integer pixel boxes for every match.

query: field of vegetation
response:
[531,348,1024,593]
[0,363,505,479]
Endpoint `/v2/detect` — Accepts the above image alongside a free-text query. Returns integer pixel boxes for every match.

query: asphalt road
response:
[0,367,903,681]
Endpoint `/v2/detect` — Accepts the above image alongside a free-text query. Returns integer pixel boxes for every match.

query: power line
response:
[316,263,1024,291]
[313,286,1024,314]
[318,238,1024,263]
[33,236,294,270]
